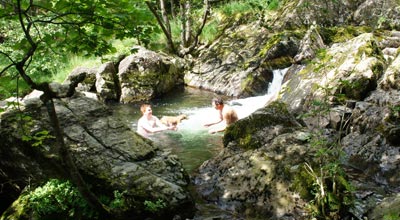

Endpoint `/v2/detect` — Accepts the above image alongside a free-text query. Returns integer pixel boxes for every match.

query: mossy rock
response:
[224,101,301,150]
[318,26,373,45]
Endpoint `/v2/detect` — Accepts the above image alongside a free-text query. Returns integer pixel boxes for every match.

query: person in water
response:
[137,104,176,137]
[204,97,238,134]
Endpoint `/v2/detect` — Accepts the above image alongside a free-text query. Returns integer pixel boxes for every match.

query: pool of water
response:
[109,87,226,172]
[110,69,287,173]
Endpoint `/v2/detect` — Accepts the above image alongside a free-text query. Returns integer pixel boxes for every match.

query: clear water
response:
[110,69,287,173]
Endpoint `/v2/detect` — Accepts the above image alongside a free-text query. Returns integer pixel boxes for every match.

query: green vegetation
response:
[144,199,167,213]
[295,85,355,220]
[29,179,98,219]
[20,179,127,219]
[0,0,282,100]
[318,26,372,45]
[384,213,400,220]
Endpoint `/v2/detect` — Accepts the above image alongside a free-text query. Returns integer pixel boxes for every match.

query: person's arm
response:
[139,117,174,133]
[208,123,227,134]
[204,110,223,127]
[204,119,222,127]
[155,116,177,131]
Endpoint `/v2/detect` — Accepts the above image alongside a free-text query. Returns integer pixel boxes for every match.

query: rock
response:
[196,129,312,219]
[281,33,385,113]
[95,61,119,102]
[379,51,400,90]
[294,24,326,63]
[368,193,400,220]
[0,93,194,219]
[354,0,400,29]
[64,66,98,92]
[224,101,302,150]
[118,46,185,103]
[184,22,299,97]
[275,0,400,30]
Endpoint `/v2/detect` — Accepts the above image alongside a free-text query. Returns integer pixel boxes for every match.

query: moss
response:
[258,34,283,57]
[240,74,254,90]
[291,165,314,200]
[318,26,373,45]
[258,30,304,58]
[224,101,298,150]
[1,192,32,220]
[260,56,293,69]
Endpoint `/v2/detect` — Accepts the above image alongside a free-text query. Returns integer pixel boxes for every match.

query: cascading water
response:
[111,68,288,172]
[231,68,288,119]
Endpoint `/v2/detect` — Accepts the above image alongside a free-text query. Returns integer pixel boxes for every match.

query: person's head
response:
[212,97,224,109]
[140,104,152,115]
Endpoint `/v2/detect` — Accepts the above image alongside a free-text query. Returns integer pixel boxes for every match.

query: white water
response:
[176,68,288,132]
[232,68,288,119]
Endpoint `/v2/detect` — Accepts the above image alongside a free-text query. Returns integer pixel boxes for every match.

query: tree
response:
[0,0,155,217]
[145,0,210,57]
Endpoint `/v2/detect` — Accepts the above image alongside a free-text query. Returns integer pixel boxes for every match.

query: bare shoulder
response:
[223,105,236,114]
[223,105,238,124]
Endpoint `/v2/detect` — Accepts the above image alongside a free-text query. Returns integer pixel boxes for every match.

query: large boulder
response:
[184,22,299,97]
[274,0,400,30]
[118,46,185,103]
[64,66,98,93]
[0,93,194,219]
[195,102,312,219]
[64,46,185,104]
[281,32,385,113]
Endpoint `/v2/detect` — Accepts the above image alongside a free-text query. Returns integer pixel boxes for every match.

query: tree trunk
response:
[170,0,176,18]
[145,1,177,54]
[160,0,171,35]
[180,2,187,47]
[16,64,111,218]
[184,1,191,46]
[40,92,111,218]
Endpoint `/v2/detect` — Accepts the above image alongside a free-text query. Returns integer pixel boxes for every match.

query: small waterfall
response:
[232,68,288,119]
[176,68,288,132]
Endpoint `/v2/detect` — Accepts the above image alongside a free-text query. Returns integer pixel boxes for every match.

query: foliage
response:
[295,84,355,219]
[217,0,280,16]
[98,190,128,210]
[384,213,400,220]
[144,199,167,213]
[146,0,282,55]
[0,0,156,97]
[301,133,354,219]
[27,179,128,219]
[29,179,98,219]
[0,0,157,216]
[22,130,55,147]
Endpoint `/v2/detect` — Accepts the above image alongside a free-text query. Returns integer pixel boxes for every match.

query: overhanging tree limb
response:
[145,0,177,54]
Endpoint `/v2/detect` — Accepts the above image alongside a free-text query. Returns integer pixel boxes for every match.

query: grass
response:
[52,55,101,83]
